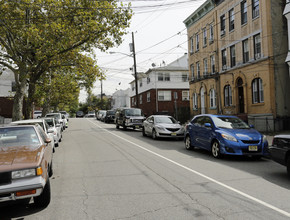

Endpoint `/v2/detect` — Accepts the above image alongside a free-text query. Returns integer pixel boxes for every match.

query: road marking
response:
[88,119,290,218]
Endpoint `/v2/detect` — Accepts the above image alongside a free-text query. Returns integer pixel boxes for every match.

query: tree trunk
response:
[12,78,27,121]
[26,82,36,119]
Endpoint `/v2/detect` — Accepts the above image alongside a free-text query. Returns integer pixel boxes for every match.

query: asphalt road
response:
[1,118,290,220]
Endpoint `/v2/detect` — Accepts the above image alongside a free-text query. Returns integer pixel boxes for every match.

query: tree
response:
[0,0,132,120]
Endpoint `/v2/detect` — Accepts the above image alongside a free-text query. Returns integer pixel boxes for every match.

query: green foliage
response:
[0,0,132,120]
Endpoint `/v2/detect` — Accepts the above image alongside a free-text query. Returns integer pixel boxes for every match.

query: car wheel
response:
[48,163,53,177]
[142,127,147,136]
[123,123,127,130]
[185,135,194,150]
[287,156,290,177]
[152,129,158,140]
[34,178,51,208]
[116,123,119,129]
[211,141,222,158]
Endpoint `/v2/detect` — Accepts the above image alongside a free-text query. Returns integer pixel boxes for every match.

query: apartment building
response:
[184,0,290,131]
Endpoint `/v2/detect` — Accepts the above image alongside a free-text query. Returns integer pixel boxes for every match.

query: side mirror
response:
[204,123,212,128]
[45,138,51,144]
[249,124,254,128]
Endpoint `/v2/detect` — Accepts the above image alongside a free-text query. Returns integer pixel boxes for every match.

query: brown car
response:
[0,124,53,207]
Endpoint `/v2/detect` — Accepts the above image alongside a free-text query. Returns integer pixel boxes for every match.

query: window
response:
[182,73,188,82]
[132,97,135,106]
[230,45,236,67]
[210,89,217,108]
[203,58,208,76]
[158,73,163,81]
[241,0,247,25]
[131,84,135,91]
[190,36,194,53]
[224,85,232,106]
[192,93,198,110]
[220,14,226,35]
[222,49,227,70]
[182,91,189,101]
[203,28,207,46]
[11,82,16,92]
[254,34,261,59]
[174,92,178,100]
[209,24,214,43]
[196,34,199,51]
[139,79,142,87]
[210,55,215,74]
[147,77,150,84]
[158,91,171,101]
[252,78,264,103]
[229,9,235,31]
[147,92,150,102]
[139,94,142,104]
[196,62,200,79]
[190,64,195,80]
[252,0,259,18]
[243,39,249,63]
[165,73,170,81]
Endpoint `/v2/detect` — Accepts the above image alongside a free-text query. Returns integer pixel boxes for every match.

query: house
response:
[129,54,190,122]
[184,0,290,132]
[111,88,130,109]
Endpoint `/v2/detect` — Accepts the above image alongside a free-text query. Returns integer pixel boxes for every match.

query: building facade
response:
[184,0,290,131]
[129,54,190,123]
[111,88,130,109]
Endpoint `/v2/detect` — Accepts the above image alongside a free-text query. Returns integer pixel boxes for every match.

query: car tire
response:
[211,141,222,158]
[116,123,119,129]
[142,127,147,136]
[152,129,158,140]
[185,135,194,150]
[123,123,127,130]
[34,178,51,208]
[287,155,290,178]
[48,162,53,177]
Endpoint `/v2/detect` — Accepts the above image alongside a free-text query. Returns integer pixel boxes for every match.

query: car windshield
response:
[46,114,60,119]
[125,109,142,116]
[107,110,115,115]
[0,127,40,147]
[212,117,250,129]
[155,116,177,124]
[45,119,54,127]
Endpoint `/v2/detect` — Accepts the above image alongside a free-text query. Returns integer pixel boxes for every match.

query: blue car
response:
[184,114,268,159]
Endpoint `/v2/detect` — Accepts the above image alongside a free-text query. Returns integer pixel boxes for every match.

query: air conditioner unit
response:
[221,30,225,35]
[255,53,261,59]
[222,65,227,70]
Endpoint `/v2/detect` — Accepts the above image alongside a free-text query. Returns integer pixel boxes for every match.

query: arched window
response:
[252,78,264,103]
[210,89,217,108]
[192,93,198,110]
[224,85,232,106]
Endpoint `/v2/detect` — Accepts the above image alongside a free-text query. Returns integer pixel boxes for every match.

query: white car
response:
[33,110,42,119]
[142,115,184,140]
[45,113,66,131]
[11,119,56,152]
[44,117,62,146]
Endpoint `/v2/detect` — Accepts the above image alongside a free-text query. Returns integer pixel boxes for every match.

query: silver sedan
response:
[142,115,184,140]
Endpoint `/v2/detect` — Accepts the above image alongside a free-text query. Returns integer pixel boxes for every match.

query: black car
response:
[76,111,84,118]
[115,107,145,130]
[104,110,116,123]
[268,134,290,177]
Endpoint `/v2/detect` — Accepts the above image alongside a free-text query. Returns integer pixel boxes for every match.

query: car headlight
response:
[12,168,36,179]
[221,133,237,142]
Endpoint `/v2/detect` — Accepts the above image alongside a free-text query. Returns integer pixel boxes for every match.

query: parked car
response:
[11,119,56,153]
[76,111,84,118]
[59,111,69,121]
[184,114,268,159]
[46,113,66,131]
[115,107,145,130]
[96,110,106,120]
[268,134,290,177]
[0,125,53,208]
[33,110,42,119]
[104,110,116,123]
[142,115,184,140]
[87,111,96,118]
[44,117,62,146]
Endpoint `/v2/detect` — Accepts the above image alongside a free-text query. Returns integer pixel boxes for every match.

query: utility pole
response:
[131,32,139,108]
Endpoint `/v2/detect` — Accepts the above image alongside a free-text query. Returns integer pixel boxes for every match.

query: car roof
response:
[11,119,45,124]
[194,114,238,118]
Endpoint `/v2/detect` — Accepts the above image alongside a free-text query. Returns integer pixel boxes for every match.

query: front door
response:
[237,78,244,113]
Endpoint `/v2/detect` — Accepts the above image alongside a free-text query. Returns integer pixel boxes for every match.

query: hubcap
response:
[212,142,219,157]
[185,137,190,149]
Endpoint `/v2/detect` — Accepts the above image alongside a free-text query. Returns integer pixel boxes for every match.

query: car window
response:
[192,116,203,127]
[36,126,48,142]
[125,109,142,116]
[212,117,250,129]
[0,127,40,146]
[155,117,176,124]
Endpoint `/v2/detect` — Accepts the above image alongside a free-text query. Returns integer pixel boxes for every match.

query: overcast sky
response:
[79,0,206,102]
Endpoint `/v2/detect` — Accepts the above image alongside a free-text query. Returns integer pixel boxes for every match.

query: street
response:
[1,118,290,220]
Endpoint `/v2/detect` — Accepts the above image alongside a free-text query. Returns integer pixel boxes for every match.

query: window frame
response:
[229,8,235,32]
[241,0,248,25]
[230,45,236,67]
[252,0,259,19]
[243,39,249,63]
[192,93,198,110]
[252,78,264,103]
[224,85,232,107]
[158,90,172,101]
[254,34,261,59]
[210,89,217,108]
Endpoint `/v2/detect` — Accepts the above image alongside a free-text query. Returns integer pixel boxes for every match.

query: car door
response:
[198,116,213,150]
[144,116,153,135]
[189,116,203,147]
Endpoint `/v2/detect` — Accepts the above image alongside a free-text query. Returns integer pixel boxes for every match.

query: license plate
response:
[135,125,139,129]
[248,145,258,151]
[171,133,177,136]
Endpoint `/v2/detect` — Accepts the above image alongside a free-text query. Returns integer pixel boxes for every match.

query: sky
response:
[79,0,207,102]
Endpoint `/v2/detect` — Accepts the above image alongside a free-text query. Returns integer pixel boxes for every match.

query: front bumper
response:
[0,176,45,202]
